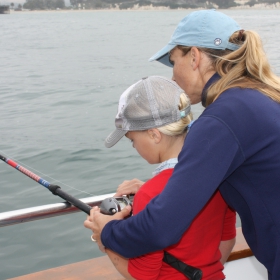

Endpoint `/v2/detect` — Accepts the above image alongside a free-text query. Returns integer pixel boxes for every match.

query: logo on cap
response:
[214,38,222,46]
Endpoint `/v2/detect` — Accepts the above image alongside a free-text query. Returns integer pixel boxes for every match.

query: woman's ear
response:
[190,47,201,70]
[147,129,162,144]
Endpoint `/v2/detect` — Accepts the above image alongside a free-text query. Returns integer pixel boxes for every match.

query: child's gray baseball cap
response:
[149,9,241,67]
[105,76,191,148]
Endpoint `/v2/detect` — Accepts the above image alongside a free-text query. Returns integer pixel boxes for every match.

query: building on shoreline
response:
[0,5,10,13]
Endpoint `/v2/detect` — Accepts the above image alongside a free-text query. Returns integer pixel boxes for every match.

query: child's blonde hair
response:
[158,93,193,136]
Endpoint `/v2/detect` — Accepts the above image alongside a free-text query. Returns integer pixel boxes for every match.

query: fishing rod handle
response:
[48,184,92,215]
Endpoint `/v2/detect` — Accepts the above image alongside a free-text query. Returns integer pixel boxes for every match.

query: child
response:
[101,76,235,279]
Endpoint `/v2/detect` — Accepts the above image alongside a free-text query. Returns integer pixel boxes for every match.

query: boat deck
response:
[9,228,253,280]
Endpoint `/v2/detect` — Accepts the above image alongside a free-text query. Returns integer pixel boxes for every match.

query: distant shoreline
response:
[7,1,280,12]
[9,5,280,13]
[3,0,280,12]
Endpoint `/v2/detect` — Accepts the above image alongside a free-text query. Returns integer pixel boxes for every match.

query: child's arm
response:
[219,238,236,264]
[111,181,164,279]
[108,176,166,279]
[106,249,135,280]
[220,206,236,264]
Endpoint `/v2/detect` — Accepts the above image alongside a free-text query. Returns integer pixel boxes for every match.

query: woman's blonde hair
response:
[157,93,193,136]
[178,30,280,106]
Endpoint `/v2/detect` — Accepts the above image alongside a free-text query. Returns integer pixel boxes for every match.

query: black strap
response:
[163,251,202,280]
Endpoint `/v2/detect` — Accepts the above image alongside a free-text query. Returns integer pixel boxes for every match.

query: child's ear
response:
[147,129,162,144]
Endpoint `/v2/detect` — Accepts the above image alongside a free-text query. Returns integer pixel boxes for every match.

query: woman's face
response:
[169,47,205,105]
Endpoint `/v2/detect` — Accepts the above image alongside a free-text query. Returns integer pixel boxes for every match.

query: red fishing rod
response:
[0,153,92,215]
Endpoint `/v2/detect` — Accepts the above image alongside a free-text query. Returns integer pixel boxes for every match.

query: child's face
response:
[125,131,159,164]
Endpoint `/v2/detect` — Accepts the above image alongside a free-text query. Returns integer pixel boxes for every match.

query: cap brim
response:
[149,44,176,67]
[104,129,127,148]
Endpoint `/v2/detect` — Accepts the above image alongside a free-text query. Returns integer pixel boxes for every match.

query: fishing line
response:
[0,152,92,215]
[0,150,94,196]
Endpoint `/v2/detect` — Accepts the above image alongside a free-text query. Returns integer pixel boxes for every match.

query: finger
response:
[115,186,137,197]
[91,233,105,253]
[84,219,92,229]
[91,232,99,242]
[90,234,97,242]
[98,243,106,253]
[92,206,99,212]
[115,179,143,196]
[87,207,99,221]
[114,181,130,196]
[113,205,132,220]
[89,206,99,217]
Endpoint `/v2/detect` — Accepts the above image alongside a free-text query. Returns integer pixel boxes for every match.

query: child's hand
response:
[114,179,144,197]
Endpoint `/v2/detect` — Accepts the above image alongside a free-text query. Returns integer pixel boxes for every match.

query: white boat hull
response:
[224,256,267,280]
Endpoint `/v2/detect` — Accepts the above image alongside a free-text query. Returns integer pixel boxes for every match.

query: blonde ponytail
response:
[205,30,280,106]
[158,93,193,136]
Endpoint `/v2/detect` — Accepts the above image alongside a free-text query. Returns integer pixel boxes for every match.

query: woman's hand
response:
[84,205,132,252]
[84,179,142,252]
[114,178,144,197]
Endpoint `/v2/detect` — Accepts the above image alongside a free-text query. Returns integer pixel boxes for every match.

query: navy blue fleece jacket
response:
[102,80,280,279]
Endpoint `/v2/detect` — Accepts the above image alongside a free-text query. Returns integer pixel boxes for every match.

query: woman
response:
[84,10,280,280]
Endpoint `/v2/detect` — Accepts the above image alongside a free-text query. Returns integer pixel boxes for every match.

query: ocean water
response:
[0,9,280,279]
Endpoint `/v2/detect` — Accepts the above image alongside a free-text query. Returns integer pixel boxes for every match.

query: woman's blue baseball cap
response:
[149,9,241,67]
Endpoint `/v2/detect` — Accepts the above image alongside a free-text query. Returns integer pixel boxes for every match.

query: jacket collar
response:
[201,72,220,107]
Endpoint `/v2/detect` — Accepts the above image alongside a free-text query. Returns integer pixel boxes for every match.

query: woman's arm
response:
[106,249,135,280]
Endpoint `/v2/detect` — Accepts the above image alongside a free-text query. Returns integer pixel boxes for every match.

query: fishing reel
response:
[99,195,134,215]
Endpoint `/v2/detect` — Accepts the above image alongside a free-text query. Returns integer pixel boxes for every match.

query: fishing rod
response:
[0,153,132,215]
[0,154,92,215]
[0,154,201,279]
[1,155,201,279]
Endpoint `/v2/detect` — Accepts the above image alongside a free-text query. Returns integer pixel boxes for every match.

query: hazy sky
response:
[1,0,24,4]
[1,0,71,5]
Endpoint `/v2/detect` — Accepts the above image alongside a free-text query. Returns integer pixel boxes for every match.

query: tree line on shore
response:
[22,0,280,11]
[23,0,64,9]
